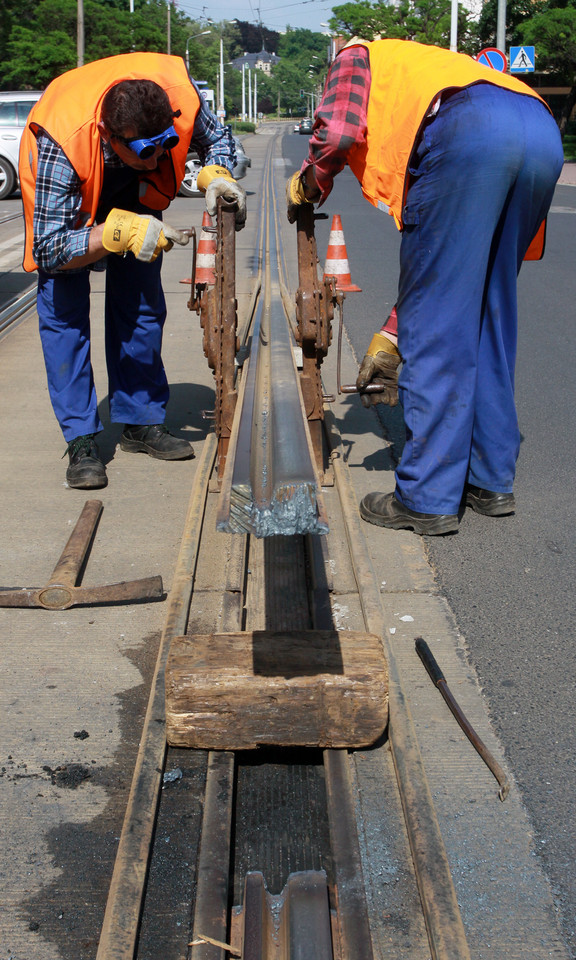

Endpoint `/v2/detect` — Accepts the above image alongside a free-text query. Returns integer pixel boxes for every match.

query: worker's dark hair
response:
[101,80,175,137]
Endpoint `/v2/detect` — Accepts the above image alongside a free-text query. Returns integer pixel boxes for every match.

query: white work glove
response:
[196,164,247,231]
[102,208,189,262]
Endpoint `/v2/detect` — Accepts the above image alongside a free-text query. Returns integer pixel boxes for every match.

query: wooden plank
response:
[165,630,388,750]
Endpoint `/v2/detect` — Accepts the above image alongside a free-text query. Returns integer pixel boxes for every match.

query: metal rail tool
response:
[0,499,164,610]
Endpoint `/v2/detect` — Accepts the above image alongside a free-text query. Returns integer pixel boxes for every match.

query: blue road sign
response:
[510,46,535,73]
[476,47,508,72]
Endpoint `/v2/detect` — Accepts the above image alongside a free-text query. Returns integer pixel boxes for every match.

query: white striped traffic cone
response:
[323,214,361,292]
[179,212,216,285]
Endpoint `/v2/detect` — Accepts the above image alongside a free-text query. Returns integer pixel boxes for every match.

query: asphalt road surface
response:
[284,131,576,956]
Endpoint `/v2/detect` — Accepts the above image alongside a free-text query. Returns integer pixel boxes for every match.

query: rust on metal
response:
[0,500,163,610]
[238,871,334,960]
[192,201,239,481]
[295,205,337,474]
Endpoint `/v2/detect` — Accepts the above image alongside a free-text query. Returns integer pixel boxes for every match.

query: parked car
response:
[179,136,251,198]
[299,117,314,135]
[0,91,43,200]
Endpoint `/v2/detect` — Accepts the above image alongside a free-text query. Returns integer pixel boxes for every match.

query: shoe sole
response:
[119,437,195,461]
[66,473,108,489]
[359,501,458,535]
[466,495,515,517]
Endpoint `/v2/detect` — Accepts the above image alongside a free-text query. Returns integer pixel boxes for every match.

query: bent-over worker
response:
[287,39,563,535]
[20,52,246,489]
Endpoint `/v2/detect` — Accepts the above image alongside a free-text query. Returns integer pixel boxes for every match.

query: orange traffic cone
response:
[179,212,216,285]
[323,214,361,292]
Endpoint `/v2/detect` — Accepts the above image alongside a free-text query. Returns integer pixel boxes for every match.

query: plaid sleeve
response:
[32,133,93,272]
[189,81,237,171]
[301,47,370,203]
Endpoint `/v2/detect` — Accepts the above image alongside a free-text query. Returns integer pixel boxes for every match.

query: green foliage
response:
[518,6,576,80]
[476,0,548,47]
[329,0,476,49]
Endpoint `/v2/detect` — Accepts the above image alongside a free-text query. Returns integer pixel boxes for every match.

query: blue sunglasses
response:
[113,124,180,159]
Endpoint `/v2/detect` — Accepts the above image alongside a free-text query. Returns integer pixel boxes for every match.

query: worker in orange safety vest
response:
[20,52,246,489]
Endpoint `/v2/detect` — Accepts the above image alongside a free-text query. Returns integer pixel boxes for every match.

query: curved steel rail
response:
[216,140,328,538]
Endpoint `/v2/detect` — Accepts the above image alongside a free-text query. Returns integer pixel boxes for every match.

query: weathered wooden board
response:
[165,630,388,750]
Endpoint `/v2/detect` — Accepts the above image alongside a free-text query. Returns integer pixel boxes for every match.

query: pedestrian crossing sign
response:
[510,46,535,73]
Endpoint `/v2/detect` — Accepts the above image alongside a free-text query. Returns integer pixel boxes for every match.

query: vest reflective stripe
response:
[20,53,201,272]
[346,40,547,229]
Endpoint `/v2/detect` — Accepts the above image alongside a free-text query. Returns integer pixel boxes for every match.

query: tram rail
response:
[94,131,472,960]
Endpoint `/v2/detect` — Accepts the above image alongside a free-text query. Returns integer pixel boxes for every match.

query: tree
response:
[518,5,576,134]
[475,0,547,47]
[329,0,477,50]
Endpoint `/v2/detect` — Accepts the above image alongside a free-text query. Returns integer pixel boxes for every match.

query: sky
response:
[176,0,337,35]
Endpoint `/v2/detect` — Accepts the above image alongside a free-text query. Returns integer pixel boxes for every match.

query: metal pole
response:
[248,69,252,122]
[254,72,257,121]
[242,64,246,121]
[167,0,171,55]
[450,0,458,51]
[77,0,84,66]
[496,0,507,54]
[219,37,224,113]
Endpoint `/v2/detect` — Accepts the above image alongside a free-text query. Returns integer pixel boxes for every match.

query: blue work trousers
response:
[395,85,563,514]
[37,250,169,442]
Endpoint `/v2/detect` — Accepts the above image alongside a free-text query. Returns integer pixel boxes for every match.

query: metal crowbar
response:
[415,637,510,801]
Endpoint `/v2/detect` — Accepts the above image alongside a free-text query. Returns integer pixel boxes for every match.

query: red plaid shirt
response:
[301,46,371,204]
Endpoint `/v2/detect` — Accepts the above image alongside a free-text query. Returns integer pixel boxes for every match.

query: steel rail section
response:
[216,152,328,538]
[324,406,473,960]
[95,434,217,960]
[0,287,36,337]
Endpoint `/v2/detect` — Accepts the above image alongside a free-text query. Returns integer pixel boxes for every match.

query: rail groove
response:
[94,130,473,960]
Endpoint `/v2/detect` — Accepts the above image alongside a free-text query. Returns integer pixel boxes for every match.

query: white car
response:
[0,91,43,200]
[179,137,251,198]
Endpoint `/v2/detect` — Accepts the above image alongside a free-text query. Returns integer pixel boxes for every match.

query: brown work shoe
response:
[359,491,458,535]
[65,434,107,489]
[466,484,515,517]
[120,424,194,461]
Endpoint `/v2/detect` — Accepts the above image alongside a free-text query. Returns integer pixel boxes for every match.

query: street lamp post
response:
[185,30,211,73]
[77,0,84,67]
[219,38,224,112]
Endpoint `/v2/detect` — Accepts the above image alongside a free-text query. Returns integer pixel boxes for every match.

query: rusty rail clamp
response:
[415,637,510,801]
[0,500,164,610]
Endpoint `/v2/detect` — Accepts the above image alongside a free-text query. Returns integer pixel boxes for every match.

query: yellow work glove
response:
[356,332,402,408]
[196,164,246,231]
[102,208,189,263]
[286,172,311,224]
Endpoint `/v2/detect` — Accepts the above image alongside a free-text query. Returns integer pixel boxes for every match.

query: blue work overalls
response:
[395,85,563,514]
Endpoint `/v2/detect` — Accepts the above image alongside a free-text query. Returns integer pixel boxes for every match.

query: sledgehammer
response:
[415,637,510,801]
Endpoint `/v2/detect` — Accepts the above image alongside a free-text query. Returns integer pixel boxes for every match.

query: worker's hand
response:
[286,172,311,223]
[356,333,402,408]
[102,208,189,262]
[196,164,246,231]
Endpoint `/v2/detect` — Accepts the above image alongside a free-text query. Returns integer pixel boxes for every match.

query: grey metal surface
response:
[217,159,328,538]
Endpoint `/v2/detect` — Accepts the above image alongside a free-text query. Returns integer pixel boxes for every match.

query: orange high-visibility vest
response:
[346,40,548,231]
[20,52,201,272]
